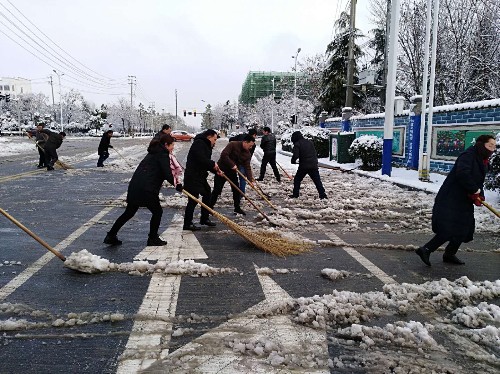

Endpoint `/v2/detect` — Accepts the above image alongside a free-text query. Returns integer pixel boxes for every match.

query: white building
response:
[0,77,32,99]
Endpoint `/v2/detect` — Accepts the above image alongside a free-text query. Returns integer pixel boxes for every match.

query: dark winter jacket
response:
[98,133,113,155]
[290,131,318,170]
[41,129,64,150]
[127,143,174,205]
[218,141,254,180]
[153,130,165,141]
[35,130,48,147]
[183,133,216,194]
[432,145,488,243]
[229,133,256,155]
[260,133,277,154]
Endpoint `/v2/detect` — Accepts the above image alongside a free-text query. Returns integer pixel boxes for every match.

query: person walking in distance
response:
[415,134,496,266]
[153,124,172,140]
[210,135,256,216]
[40,128,66,171]
[104,134,182,246]
[289,131,327,199]
[182,129,221,231]
[229,128,257,192]
[34,123,48,168]
[97,130,114,167]
[257,126,280,182]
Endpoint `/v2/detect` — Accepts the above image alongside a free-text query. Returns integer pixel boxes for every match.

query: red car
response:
[171,130,193,142]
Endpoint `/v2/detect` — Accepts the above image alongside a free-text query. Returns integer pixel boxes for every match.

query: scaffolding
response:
[239,71,297,105]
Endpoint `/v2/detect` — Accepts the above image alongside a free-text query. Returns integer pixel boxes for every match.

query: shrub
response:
[280,126,330,158]
[484,133,500,192]
[349,135,383,171]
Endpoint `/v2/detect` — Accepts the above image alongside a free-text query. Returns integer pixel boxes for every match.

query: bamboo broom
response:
[181,189,312,256]
[25,131,72,170]
[481,200,500,219]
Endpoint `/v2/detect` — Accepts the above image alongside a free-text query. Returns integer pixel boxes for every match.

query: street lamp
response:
[292,47,301,129]
[271,77,275,133]
[52,69,64,132]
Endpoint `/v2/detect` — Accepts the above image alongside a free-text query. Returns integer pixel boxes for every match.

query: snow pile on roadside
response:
[451,302,500,328]
[64,250,237,276]
[321,268,351,280]
[0,138,34,157]
[256,267,298,275]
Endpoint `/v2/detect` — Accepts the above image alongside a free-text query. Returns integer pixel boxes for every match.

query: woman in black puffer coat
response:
[104,134,180,247]
[416,134,496,266]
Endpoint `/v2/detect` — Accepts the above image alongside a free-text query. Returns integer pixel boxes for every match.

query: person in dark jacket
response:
[415,134,496,266]
[257,126,280,182]
[290,131,327,199]
[153,124,172,140]
[182,129,221,231]
[210,135,256,215]
[97,130,114,167]
[34,123,48,168]
[41,129,66,171]
[229,128,257,192]
[104,134,182,246]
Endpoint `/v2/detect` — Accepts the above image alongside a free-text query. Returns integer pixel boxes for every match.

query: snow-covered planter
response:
[349,135,383,171]
[484,133,499,192]
[281,126,330,158]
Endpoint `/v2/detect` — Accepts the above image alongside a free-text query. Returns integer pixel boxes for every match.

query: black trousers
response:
[44,146,58,168]
[97,152,109,166]
[424,234,462,255]
[210,170,241,210]
[108,200,163,238]
[183,183,211,226]
[292,167,326,198]
[37,147,46,167]
[259,152,280,181]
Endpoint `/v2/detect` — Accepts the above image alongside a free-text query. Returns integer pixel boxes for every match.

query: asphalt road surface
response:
[0,136,498,373]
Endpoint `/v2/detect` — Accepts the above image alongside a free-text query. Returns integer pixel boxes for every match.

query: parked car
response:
[171,130,194,142]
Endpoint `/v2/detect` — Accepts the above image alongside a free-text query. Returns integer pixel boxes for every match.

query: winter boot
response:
[443,254,465,265]
[415,246,432,266]
[147,236,167,246]
[233,207,246,215]
[103,232,122,246]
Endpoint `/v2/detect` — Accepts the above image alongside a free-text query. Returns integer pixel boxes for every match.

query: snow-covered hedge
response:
[281,126,330,158]
[484,133,500,192]
[349,135,383,171]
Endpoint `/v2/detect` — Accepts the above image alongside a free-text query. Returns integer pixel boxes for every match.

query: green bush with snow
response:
[349,135,383,171]
[280,126,330,158]
[484,133,500,193]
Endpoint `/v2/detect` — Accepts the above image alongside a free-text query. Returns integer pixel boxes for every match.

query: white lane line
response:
[117,213,208,373]
[323,231,397,285]
[140,267,329,373]
[0,195,126,301]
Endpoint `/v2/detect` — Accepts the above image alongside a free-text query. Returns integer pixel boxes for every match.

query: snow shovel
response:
[220,173,277,226]
[235,168,277,210]
[481,201,500,219]
[0,207,66,262]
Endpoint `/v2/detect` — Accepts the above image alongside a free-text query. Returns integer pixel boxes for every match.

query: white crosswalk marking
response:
[117,213,207,373]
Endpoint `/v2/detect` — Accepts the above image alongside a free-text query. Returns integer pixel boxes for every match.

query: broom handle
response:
[481,201,500,219]
[181,190,219,217]
[235,168,277,210]
[221,173,273,223]
[26,131,69,170]
[0,207,66,262]
[276,161,293,180]
[112,147,133,168]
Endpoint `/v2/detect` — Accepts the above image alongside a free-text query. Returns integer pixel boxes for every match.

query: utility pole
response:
[150,102,155,131]
[345,0,357,108]
[128,75,136,132]
[381,0,391,109]
[271,77,275,133]
[49,75,56,122]
[175,89,178,119]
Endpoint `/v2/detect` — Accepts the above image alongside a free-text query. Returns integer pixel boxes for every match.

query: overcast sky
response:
[0,0,374,128]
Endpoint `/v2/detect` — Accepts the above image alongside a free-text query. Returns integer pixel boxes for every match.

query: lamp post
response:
[271,77,275,133]
[52,69,64,132]
[292,47,301,129]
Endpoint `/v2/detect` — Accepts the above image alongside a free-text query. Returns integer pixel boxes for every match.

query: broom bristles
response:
[210,209,312,257]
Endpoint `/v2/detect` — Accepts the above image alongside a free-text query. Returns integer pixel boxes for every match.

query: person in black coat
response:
[34,123,48,168]
[41,129,66,171]
[97,130,114,167]
[182,129,220,231]
[416,134,496,266]
[104,134,182,246]
[153,124,172,140]
[290,131,327,199]
[257,126,280,182]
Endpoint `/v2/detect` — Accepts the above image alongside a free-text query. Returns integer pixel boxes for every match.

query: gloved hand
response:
[175,183,183,192]
[468,193,485,206]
